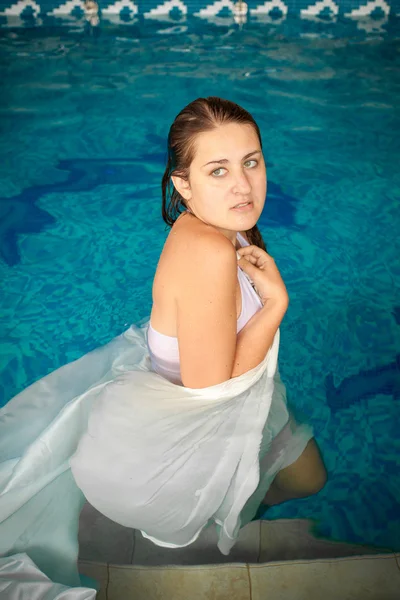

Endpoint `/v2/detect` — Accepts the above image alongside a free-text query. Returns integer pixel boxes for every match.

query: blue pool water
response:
[0,16,399,552]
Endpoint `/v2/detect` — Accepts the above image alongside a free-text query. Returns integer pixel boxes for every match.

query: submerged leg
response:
[263,438,327,507]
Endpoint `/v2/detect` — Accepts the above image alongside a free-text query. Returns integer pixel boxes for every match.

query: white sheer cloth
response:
[71,325,281,553]
[0,320,313,586]
[0,554,95,600]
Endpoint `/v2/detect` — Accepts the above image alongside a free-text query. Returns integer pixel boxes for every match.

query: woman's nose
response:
[232,169,251,195]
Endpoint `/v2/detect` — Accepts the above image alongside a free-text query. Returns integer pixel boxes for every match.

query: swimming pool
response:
[0,12,399,554]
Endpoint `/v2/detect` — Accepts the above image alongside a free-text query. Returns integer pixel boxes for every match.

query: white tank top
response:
[147,232,263,385]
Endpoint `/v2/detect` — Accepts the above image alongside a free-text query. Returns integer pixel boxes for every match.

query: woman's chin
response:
[231,203,262,229]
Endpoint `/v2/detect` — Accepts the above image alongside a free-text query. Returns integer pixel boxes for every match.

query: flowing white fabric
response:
[70,324,281,554]
[0,554,96,600]
[0,319,312,586]
[0,323,151,586]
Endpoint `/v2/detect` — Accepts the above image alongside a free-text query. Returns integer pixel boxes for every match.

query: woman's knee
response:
[273,439,328,498]
[277,465,327,500]
[299,451,328,497]
[307,465,328,496]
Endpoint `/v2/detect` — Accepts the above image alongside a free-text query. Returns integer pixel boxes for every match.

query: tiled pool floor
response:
[78,502,400,599]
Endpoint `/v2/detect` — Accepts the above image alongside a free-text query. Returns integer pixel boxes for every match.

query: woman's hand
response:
[237,245,289,307]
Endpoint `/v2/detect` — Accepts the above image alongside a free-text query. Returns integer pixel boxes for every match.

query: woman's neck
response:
[184,207,239,247]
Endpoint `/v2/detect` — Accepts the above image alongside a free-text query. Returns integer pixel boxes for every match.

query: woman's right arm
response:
[177,233,288,389]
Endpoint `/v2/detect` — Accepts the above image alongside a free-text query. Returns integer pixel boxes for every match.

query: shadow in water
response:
[326,354,400,414]
[0,156,165,266]
[326,307,400,413]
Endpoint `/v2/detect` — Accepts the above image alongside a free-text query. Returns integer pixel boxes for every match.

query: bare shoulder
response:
[163,214,236,274]
[151,214,237,336]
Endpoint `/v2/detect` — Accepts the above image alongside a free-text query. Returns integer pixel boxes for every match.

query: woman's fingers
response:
[237,245,271,259]
[237,256,261,276]
[238,253,258,265]
[236,245,259,257]
[237,245,288,306]
[237,245,272,268]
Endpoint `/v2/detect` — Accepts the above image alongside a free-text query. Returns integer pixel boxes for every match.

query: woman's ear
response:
[171,175,191,201]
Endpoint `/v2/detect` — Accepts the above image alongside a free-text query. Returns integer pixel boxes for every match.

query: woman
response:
[0,97,327,581]
[147,96,327,509]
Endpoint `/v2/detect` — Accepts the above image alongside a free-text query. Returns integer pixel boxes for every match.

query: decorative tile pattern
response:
[0,0,398,20]
[344,0,391,16]
[47,0,83,16]
[144,0,187,18]
[102,0,138,15]
[1,0,40,16]
[251,0,289,17]
[194,0,234,18]
[301,0,340,17]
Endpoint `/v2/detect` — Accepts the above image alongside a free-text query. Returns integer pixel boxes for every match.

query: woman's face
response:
[173,122,267,243]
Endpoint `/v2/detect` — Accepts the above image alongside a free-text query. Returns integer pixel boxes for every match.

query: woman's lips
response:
[231,201,253,212]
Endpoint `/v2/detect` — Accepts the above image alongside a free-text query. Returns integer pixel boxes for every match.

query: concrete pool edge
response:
[78,553,400,600]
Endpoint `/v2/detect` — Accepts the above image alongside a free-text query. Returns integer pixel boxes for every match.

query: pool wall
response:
[0,0,399,23]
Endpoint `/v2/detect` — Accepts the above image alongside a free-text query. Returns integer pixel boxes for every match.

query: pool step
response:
[78,502,399,599]
[78,502,391,566]
[78,555,400,600]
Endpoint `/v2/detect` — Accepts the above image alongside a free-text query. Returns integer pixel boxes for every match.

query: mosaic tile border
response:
[0,0,399,20]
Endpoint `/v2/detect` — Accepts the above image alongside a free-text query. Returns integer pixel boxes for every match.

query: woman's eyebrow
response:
[202,150,261,168]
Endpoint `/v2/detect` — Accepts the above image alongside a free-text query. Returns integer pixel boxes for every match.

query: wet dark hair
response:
[161,96,266,251]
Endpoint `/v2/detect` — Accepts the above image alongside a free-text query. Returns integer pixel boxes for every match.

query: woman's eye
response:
[212,167,226,177]
[244,159,258,168]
